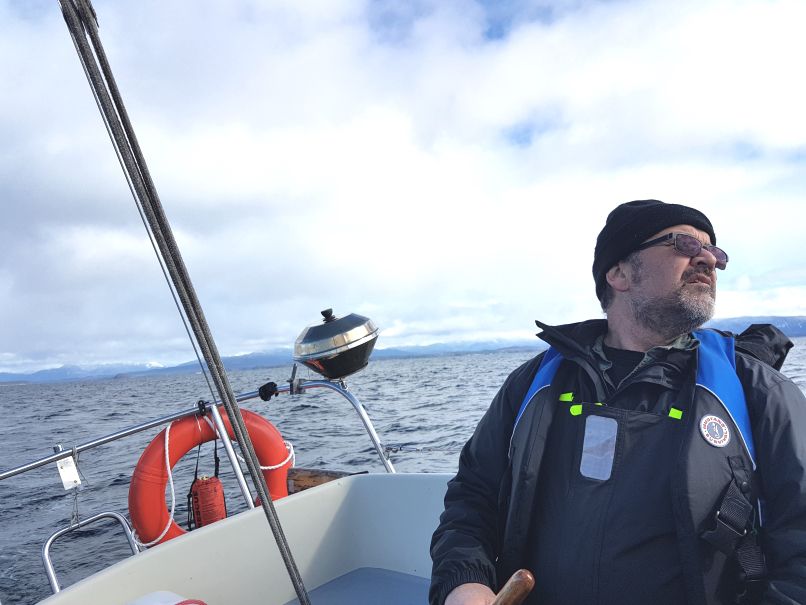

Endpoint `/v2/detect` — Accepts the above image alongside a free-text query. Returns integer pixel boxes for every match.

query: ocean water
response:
[1,342,805,604]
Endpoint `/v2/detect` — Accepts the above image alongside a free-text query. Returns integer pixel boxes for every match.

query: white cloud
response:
[1,0,805,372]
[719,285,806,319]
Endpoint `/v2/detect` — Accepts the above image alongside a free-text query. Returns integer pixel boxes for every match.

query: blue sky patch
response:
[505,123,536,147]
[367,0,432,45]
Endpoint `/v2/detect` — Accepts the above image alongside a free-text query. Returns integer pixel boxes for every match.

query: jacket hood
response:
[534,318,607,357]
[535,318,793,371]
[733,323,793,370]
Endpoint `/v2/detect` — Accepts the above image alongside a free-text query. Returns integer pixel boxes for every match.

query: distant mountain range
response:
[705,316,806,336]
[2,316,805,384]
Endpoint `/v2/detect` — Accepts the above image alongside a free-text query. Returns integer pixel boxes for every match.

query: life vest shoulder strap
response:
[693,329,756,467]
[512,348,563,434]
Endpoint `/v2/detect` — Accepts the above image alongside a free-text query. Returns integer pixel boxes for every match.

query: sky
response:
[1,0,805,373]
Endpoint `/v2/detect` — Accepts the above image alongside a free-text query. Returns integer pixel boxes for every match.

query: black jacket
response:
[429,320,806,605]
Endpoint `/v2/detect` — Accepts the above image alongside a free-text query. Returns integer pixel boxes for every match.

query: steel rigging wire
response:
[57,1,311,602]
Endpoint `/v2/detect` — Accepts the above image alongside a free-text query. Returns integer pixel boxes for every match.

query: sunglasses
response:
[634,232,728,270]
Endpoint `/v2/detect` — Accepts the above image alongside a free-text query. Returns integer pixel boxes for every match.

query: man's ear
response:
[606,262,630,293]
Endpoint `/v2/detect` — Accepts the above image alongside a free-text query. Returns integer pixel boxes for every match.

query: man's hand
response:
[445,582,496,605]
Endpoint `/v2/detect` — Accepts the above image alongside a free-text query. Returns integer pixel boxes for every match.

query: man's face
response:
[623,224,718,338]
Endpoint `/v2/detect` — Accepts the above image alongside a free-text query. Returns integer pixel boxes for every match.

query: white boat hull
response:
[39,473,450,605]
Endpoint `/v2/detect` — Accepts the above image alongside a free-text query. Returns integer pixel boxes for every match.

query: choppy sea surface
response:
[2,342,806,604]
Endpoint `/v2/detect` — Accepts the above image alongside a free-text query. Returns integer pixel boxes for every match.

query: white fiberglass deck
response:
[38,473,450,605]
[283,567,429,604]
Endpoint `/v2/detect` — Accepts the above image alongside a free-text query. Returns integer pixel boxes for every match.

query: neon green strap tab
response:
[570,404,583,416]
[669,407,683,420]
[559,392,574,402]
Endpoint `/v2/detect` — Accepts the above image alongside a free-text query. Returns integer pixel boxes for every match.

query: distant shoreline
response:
[3,315,805,384]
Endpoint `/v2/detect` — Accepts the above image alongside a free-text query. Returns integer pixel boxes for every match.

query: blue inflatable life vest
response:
[514,330,756,467]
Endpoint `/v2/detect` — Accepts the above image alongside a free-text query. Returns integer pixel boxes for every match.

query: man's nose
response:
[692,247,718,271]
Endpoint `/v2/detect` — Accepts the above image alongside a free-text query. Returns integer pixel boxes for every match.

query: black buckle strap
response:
[702,480,752,554]
[701,463,767,583]
[736,532,766,582]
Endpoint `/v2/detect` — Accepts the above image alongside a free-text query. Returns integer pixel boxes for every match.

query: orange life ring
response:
[129,409,291,546]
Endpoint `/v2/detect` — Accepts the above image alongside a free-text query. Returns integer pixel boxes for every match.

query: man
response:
[430,200,806,605]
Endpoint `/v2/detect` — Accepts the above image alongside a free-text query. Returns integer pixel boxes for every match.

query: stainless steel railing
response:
[42,511,140,593]
[1,377,394,484]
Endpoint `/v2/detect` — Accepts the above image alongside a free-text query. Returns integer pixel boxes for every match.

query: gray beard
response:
[630,270,716,340]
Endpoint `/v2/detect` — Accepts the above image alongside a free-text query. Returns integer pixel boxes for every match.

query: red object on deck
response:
[190,475,227,527]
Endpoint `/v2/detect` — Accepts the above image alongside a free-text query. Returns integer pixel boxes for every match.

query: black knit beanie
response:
[593,199,716,301]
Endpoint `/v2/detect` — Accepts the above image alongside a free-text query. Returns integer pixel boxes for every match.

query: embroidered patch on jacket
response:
[700,415,730,448]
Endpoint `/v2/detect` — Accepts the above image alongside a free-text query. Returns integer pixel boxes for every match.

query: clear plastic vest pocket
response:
[579,415,618,480]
